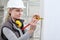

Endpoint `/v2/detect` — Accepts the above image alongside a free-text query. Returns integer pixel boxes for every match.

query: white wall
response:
[43,0,60,40]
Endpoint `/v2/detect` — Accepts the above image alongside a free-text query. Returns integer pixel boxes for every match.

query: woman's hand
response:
[28,15,40,35]
[29,16,39,31]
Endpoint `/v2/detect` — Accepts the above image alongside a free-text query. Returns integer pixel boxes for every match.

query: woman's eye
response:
[16,10,23,12]
[16,10,20,12]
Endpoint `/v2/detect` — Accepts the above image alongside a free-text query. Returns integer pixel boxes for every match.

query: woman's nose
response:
[19,12,23,15]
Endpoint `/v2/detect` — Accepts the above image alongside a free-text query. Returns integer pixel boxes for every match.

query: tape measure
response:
[33,15,40,20]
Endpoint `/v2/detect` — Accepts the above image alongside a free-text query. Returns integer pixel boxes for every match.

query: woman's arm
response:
[3,27,33,40]
[3,27,19,40]
[18,30,33,40]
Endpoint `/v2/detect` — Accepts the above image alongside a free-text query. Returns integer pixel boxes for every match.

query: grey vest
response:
[1,17,25,40]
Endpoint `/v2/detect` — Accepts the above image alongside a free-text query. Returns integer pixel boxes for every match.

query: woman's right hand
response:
[28,14,40,34]
[28,17,39,34]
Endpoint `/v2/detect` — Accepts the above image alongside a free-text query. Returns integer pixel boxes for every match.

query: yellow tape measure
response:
[33,15,43,20]
[33,15,40,20]
[15,20,22,28]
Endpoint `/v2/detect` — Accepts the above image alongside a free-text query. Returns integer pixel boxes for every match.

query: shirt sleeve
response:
[24,29,34,38]
[3,27,31,40]
[18,31,31,40]
[3,27,19,40]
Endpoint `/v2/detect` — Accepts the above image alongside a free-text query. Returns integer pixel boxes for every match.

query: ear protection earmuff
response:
[15,20,22,28]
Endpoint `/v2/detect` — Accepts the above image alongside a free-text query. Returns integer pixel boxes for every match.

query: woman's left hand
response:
[29,17,39,31]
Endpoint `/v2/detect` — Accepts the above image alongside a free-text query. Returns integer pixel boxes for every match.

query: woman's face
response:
[9,8,23,19]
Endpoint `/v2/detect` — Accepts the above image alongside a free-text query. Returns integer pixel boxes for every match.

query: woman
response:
[1,0,39,40]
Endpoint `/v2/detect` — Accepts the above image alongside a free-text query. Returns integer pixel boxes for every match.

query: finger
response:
[33,21,38,24]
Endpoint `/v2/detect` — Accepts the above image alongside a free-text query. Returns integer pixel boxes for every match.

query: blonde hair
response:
[2,8,11,24]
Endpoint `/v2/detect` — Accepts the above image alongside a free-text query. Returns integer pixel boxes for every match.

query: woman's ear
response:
[8,8,12,15]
